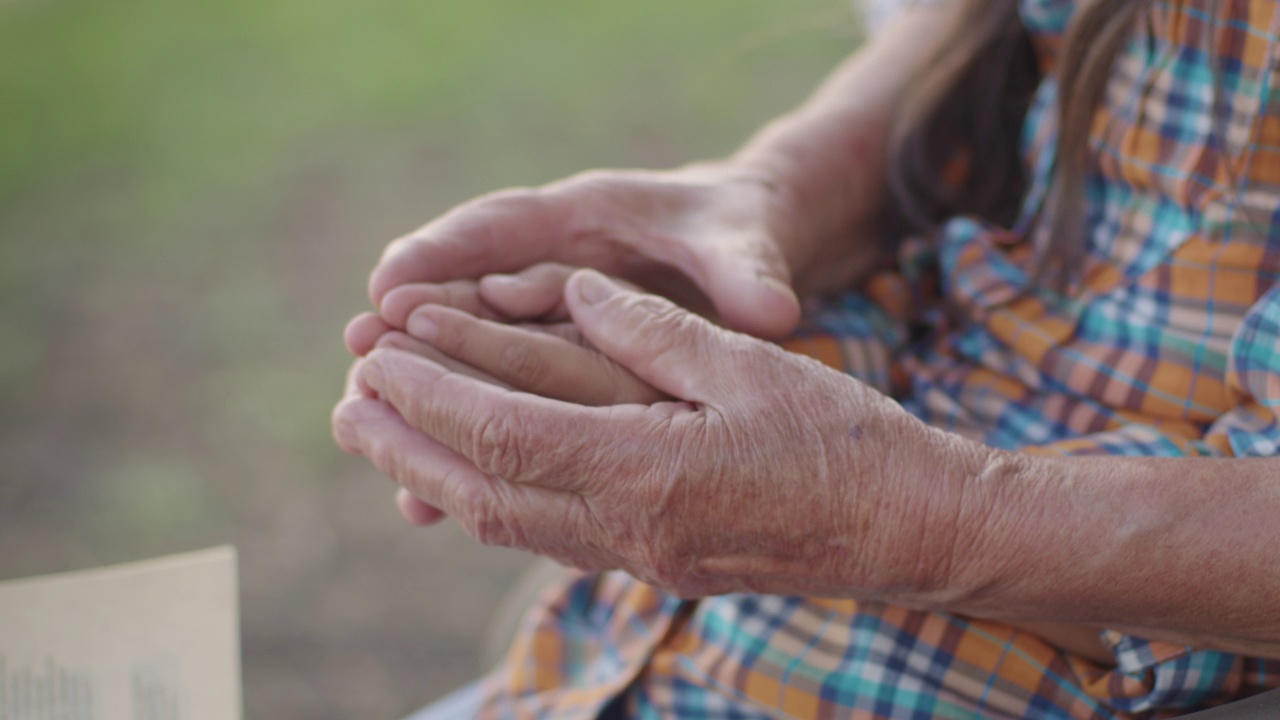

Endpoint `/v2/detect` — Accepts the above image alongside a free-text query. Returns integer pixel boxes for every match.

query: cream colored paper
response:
[0,547,242,720]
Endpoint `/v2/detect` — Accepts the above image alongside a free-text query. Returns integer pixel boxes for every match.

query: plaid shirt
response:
[477,1,1280,717]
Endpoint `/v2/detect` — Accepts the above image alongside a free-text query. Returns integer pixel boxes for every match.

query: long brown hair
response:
[887,0,1152,287]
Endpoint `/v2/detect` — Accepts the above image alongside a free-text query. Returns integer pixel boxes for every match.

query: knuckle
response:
[643,298,698,337]
[455,186,530,217]
[482,185,539,205]
[433,314,470,356]
[555,169,651,208]
[455,486,512,547]
[368,437,410,487]
[470,511,514,547]
[453,481,488,519]
[471,412,525,479]
[562,168,618,193]
[498,342,552,388]
[376,375,425,431]
[619,295,691,344]
[472,187,547,223]
[626,292,675,318]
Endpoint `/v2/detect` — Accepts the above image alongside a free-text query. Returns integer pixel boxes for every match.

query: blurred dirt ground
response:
[0,1,856,716]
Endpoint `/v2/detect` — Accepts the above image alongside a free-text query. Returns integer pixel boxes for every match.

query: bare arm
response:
[954,453,1280,659]
[364,5,966,339]
[342,270,1280,661]
[733,3,964,294]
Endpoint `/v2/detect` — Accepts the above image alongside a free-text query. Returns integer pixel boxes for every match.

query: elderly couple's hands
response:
[342,161,805,528]
[367,163,805,339]
[338,285,996,600]
[334,163,997,601]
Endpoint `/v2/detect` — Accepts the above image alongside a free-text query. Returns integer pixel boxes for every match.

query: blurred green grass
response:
[1,0,857,391]
[1,0,853,222]
[0,1,858,715]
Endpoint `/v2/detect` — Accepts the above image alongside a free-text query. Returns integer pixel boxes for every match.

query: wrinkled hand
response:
[345,263,666,524]
[352,262,663,405]
[347,262,623,356]
[333,269,996,600]
[365,164,804,340]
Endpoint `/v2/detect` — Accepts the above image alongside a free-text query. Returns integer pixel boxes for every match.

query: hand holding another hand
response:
[342,261,667,526]
[334,270,999,602]
[365,163,807,340]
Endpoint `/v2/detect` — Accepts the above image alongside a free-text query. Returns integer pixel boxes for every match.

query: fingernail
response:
[407,310,439,342]
[362,359,387,392]
[577,270,617,305]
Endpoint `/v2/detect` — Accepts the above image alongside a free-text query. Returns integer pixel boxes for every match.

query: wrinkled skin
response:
[334,270,996,601]
[365,164,806,340]
[343,159,816,530]
[347,262,665,408]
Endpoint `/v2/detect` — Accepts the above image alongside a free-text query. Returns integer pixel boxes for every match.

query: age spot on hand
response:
[849,425,865,441]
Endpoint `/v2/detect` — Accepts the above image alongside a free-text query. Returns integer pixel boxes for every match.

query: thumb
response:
[565,269,747,403]
[687,236,801,340]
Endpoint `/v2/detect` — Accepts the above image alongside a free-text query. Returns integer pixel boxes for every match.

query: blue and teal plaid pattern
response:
[475,1,1280,717]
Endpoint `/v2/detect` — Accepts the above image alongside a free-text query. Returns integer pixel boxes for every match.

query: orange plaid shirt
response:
[477,1,1280,717]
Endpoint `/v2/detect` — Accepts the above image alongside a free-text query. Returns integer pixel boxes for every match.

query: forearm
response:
[731,4,964,294]
[953,452,1280,658]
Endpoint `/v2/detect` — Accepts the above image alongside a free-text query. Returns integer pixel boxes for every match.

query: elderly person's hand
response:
[334,269,996,600]
[363,164,808,343]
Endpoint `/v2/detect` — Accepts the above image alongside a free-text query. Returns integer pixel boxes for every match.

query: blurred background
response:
[0,1,858,716]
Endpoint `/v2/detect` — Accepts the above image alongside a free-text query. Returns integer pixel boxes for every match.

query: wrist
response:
[835,408,1011,607]
[731,114,893,295]
[936,451,1152,622]
[928,445,1043,610]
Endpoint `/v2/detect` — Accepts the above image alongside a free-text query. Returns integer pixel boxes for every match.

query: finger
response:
[346,339,498,404]
[564,269,744,403]
[689,233,801,340]
[345,313,393,357]
[477,263,646,321]
[380,280,503,329]
[373,331,513,391]
[342,359,456,524]
[406,305,666,406]
[396,488,447,526]
[369,189,588,305]
[345,359,371,401]
[335,395,590,550]
[477,262,577,321]
[337,372,449,522]
[334,395,487,508]
[359,348,658,488]
[517,321,586,346]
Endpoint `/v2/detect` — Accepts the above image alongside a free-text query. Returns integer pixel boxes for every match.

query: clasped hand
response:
[333,166,995,602]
